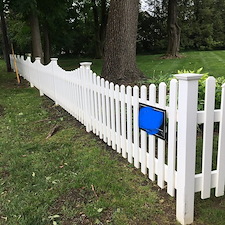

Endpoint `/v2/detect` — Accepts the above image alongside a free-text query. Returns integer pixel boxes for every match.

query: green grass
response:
[0,61,176,224]
[137,51,225,79]
[58,50,225,80]
[58,57,103,75]
[1,52,225,225]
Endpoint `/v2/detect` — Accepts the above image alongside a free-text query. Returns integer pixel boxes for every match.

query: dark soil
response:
[49,188,95,225]
[49,187,115,225]
[0,104,4,116]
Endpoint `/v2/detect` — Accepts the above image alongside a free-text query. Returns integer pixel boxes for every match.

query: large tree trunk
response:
[30,11,43,62]
[0,11,11,72]
[102,0,143,85]
[166,0,181,57]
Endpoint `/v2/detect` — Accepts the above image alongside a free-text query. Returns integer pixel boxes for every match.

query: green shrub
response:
[175,68,225,110]
[141,67,225,111]
[215,76,225,109]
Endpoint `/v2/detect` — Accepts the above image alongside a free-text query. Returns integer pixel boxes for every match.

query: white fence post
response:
[26,55,33,87]
[175,73,202,225]
[35,57,42,95]
[80,62,92,132]
[50,58,59,105]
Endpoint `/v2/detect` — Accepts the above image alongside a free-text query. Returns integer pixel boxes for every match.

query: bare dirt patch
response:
[49,188,93,225]
[0,169,10,178]
[49,188,113,225]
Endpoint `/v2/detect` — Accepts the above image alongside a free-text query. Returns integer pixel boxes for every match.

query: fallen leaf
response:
[97,208,103,213]
[1,216,7,221]
[46,176,51,181]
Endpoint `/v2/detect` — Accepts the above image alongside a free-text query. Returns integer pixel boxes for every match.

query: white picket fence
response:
[10,55,225,225]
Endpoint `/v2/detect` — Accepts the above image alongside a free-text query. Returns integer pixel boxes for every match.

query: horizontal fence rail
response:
[10,55,225,225]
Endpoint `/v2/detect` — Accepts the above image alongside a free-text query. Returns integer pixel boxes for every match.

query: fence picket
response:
[101,78,107,142]
[110,83,116,150]
[157,82,167,188]
[202,77,216,199]
[96,76,103,139]
[71,74,76,118]
[115,85,121,153]
[75,72,79,118]
[78,69,84,124]
[216,84,225,197]
[167,79,178,196]
[121,85,127,158]
[126,86,133,163]
[140,85,147,175]
[92,73,98,135]
[88,71,94,132]
[105,81,111,145]
[77,69,82,123]
[133,86,140,168]
[148,84,156,181]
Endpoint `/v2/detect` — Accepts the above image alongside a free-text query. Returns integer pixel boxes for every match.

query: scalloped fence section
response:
[10,55,225,225]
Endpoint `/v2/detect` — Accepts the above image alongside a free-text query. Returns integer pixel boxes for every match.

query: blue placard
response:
[139,104,166,140]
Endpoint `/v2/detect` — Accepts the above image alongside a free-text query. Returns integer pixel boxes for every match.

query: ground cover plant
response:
[1,53,225,225]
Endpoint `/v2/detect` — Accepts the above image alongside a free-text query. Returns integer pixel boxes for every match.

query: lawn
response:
[0,61,176,224]
[1,52,225,225]
[58,50,225,79]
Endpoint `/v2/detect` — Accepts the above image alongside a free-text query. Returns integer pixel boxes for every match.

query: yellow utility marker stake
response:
[11,44,20,84]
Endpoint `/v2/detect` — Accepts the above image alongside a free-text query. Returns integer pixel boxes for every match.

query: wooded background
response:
[1,0,225,82]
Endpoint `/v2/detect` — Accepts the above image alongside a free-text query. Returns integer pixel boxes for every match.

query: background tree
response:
[9,0,43,61]
[138,0,167,53]
[0,0,11,71]
[166,0,180,57]
[102,0,143,84]
[2,0,225,66]
[30,9,43,61]
[139,0,225,53]
[37,0,73,63]
[91,0,108,58]
[7,13,31,54]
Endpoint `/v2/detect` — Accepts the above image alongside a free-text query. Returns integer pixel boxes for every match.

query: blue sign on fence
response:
[139,104,166,140]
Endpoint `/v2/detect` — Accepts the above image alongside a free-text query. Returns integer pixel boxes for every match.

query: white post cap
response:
[50,58,58,62]
[80,62,92,69]
[174,73,203,81]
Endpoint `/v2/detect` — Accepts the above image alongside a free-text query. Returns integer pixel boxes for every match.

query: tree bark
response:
[0,11,11,72]
[102,0,143,85]
[166,0,181,57]
[30,11,43,62]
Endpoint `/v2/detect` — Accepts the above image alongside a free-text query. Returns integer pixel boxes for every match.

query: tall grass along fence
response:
[10,55,225,225]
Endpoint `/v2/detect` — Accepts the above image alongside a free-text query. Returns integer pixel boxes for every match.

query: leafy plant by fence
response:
[10,55,225,225]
